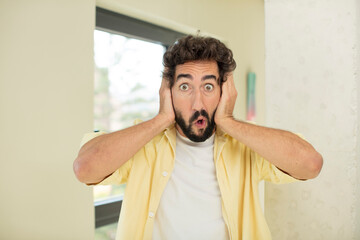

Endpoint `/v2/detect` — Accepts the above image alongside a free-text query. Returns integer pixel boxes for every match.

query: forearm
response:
[217,118,323,180]
[73,114,172,184]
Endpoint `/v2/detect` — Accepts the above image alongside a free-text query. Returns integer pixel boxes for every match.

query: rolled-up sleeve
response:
[253,152,299,184]
[79,131,133,185]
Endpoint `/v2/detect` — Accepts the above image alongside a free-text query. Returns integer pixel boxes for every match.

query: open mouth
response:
[194,118,206,128]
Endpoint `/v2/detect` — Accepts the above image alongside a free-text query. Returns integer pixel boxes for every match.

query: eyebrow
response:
[176,74,192,81]
[202,75,217,81]
[176,74,217,82]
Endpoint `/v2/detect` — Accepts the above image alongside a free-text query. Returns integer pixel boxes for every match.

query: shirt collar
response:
[164,124,177,152]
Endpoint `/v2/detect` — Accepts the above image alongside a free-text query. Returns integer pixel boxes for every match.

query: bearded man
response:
[74,35,323,240]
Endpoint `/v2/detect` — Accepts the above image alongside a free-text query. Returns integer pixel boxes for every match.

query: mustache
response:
[189,109,210,122]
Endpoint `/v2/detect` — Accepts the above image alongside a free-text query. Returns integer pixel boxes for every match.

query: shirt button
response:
[148,211,155,218]
[162,171,168,177]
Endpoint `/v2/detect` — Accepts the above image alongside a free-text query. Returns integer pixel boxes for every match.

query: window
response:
[93,7,185,239]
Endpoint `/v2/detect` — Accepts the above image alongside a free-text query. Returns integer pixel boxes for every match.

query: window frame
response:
[96,7,185,47]
[94,7,185,228]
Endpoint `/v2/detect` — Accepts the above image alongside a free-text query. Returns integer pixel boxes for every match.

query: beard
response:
[174,109,216,142]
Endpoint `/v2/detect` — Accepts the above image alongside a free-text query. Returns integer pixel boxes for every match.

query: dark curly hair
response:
[163,35,236,88]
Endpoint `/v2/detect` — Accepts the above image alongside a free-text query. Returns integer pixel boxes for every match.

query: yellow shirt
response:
[84,124,298,240]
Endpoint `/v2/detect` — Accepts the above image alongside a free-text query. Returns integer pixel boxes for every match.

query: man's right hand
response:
[157,76,175,127]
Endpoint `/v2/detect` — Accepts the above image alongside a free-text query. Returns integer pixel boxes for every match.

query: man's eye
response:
[179,83,189,91]
[204,84,214,91]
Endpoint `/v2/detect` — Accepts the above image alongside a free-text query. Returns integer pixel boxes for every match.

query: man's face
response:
[171,60,221,142]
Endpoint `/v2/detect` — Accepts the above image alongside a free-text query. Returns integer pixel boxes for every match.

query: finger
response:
[160,77,168,93]
[221,76,231,97]
[226,73,234,88]
[226,73,237,96]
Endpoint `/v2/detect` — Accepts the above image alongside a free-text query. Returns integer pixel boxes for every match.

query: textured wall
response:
[264,0,360,239]
[356,0,360,236]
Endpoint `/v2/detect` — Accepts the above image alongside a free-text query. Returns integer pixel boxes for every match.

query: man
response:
[74,35,323,240]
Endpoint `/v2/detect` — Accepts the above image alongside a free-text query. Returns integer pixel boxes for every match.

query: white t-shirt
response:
[152,131,229,240]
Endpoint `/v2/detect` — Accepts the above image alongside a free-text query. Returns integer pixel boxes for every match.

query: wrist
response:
[155,112,174,129]
[215,116,235,132]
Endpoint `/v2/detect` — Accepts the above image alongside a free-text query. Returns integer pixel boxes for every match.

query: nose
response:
[191,89,205,111]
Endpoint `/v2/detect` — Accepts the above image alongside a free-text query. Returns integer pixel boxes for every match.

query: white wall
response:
[265,0,360,239]
[0,0,265,239]
[0,1,95,239]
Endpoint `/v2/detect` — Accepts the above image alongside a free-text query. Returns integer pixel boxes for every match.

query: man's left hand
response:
[215,73,237,128]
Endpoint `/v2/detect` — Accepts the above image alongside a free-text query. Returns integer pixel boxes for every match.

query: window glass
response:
[93,29,166,202]
[95,222,117,240]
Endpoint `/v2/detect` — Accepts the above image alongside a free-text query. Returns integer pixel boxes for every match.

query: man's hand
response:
[74,76,176,185]
[215,73,238,128]
[213,73,322,180]
[158,76,175,127]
